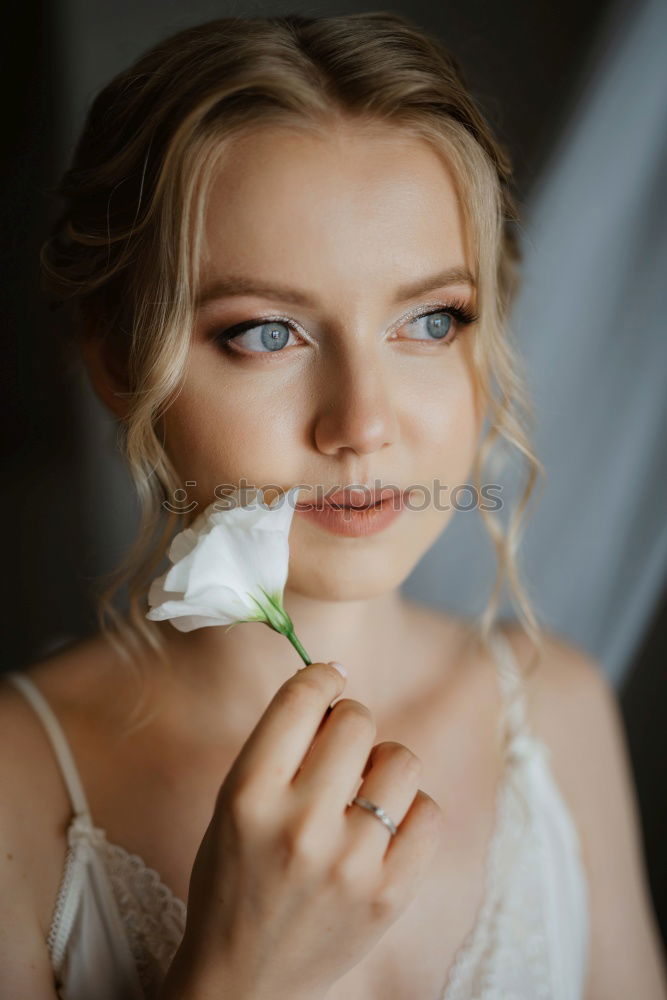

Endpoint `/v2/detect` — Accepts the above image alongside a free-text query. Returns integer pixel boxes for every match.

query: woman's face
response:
[163,122,483,601]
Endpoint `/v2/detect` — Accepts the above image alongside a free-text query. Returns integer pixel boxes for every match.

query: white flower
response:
[145,486,311,663]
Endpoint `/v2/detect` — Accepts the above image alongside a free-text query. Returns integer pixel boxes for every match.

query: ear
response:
[78,329,132,421]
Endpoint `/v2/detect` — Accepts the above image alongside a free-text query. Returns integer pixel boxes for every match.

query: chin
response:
[288,509,451,596]
[286,567,402,602]
[285,543,429,604]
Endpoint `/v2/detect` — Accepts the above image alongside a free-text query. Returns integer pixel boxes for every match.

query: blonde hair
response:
[41,11,546,734]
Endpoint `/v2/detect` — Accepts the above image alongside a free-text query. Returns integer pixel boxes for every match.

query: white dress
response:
[5,627,589,999]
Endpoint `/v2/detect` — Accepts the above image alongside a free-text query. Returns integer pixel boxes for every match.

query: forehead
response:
[199,122,469,288]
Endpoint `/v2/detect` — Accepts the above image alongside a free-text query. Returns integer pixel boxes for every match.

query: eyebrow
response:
[196,265,476,309]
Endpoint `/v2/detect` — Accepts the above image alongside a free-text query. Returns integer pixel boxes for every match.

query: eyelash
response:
[213,298,479,357]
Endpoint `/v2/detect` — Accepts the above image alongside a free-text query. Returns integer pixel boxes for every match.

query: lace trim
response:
[52,812,187,998]
[440,731,552,999]
[47,841,80,974]
[438,759,514,998]
[100,835,187,996]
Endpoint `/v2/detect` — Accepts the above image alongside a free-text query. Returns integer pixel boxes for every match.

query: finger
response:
[379,790,446,903]
[229,661,346,792]
[294,703,336,776]
[343,742,422,853]
[292,698,376,806]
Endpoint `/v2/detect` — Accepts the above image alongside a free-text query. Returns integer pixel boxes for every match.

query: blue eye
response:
[214,301,477,358]
[217,320,294,353]
[405,310,453,341]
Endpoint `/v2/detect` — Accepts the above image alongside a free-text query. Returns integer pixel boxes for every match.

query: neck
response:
[146,588,443,740]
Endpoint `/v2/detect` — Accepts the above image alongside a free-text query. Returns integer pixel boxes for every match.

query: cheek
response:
[162,366,306,505]
[407,357,479,477]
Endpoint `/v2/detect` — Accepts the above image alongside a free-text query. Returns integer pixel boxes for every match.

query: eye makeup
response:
[210,297,479,358]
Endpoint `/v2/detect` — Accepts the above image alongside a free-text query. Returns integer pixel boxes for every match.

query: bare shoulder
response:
[501,622,667,1000]
[499,622,614,783]
[0,638,110,998]
[0,633,108,823]
[0,630,136,828]
[0,634,120,933]
[3,631,123,715]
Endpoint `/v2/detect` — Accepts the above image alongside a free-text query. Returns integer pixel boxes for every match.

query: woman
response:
[1,11,665,1000]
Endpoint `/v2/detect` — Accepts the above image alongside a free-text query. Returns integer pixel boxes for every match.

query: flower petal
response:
[145,486,300,630]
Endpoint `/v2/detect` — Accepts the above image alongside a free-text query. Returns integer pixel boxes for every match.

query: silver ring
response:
[351,795,398,836]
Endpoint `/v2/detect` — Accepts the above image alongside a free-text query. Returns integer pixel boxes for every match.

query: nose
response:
[312,347,398,458]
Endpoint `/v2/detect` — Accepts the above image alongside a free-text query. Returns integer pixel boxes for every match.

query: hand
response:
[160,660,445,1000]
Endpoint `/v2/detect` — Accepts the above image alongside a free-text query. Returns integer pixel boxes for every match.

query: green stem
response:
[285,629,312,666]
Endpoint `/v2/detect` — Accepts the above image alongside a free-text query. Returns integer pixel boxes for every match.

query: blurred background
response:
[2,0,665,948]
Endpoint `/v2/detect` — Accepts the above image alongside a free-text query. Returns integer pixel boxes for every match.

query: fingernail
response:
[328,660,347,678]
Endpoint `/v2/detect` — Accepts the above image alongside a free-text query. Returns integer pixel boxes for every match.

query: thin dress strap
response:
[489,627,533,758]
[5,671,92,818]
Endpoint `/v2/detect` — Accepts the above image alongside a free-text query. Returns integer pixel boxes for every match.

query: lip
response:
[295,486,403,509]
[294,487,408,537]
